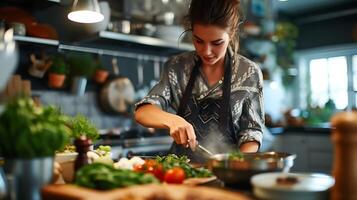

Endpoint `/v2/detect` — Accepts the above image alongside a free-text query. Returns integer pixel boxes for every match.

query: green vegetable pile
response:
[228,150,244,160]
[155,154,212,178]
[0,97,71,158]
[75,163,159,190]
[94,145,111,157]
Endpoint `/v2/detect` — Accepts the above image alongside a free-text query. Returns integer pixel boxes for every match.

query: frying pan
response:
[206,152,296,185]
[99,58,135,114]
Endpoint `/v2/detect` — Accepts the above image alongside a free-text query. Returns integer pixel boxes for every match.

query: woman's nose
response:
[201,44,212,55]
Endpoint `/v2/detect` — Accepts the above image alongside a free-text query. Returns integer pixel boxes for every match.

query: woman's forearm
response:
[134,104,173,129]
[135,104,197,149]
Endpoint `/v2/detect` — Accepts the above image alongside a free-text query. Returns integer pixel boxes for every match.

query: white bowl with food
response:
[251,172,335,200]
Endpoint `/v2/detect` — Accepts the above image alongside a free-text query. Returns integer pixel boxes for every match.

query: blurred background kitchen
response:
[1,0,357,174]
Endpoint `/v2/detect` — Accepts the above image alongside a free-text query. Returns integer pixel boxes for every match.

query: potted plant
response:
[93,58,109,84]
[69,114,99,142]
[48,54,68,88]
[0,96,71,200]
[67,53,96,96]
[55,114,99,183]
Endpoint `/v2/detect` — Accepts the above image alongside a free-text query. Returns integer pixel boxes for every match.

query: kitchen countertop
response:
[268,126,331,135]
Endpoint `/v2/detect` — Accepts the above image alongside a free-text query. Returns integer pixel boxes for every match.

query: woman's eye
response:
[212,42,223,46]
[195,39,203,44]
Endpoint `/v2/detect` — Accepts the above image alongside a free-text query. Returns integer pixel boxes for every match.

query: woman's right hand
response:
[135,104,197,150]
[165,114,197,151]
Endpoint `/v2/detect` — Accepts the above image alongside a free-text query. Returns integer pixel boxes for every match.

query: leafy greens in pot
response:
[0,97,71,158]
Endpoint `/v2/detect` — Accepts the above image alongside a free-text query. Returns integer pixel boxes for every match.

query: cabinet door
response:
[272,134,309,172]
[307,135,333,174]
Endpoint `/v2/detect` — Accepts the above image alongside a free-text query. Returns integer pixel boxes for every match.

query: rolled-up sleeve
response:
[134,61,172,112]
[237,65,265,147]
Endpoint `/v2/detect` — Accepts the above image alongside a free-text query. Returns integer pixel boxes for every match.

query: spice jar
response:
[330,111,357,200]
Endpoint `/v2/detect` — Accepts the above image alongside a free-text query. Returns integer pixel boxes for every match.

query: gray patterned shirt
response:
[135,50,264,147]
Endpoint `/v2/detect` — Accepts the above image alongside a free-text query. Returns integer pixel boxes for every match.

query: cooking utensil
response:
[207,152,296,185]
[99,57,135,114]
[197,144,214,157]
[251,172,335,200]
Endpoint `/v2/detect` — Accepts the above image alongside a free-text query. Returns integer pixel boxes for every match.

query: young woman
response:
[135,0,264,163]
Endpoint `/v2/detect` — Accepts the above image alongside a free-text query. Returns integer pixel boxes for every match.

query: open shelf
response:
[98,31,194,51]
[13,35,59,46]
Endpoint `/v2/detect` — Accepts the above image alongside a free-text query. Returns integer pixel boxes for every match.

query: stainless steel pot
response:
[3,157,54,200]
[207,152,296,185]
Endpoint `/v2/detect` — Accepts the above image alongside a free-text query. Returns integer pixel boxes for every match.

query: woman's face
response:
[192,24,230,66]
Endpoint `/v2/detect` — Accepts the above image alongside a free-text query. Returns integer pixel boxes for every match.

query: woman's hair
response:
[184,0,241,55]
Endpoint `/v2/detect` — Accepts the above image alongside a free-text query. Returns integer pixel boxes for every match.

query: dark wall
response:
[296,14,357,49]
[293,3,357,49]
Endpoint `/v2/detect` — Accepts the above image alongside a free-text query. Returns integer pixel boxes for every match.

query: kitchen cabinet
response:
[272,129,333,174]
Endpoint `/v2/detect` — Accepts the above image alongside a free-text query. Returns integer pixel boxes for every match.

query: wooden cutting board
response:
[42,184,251,200]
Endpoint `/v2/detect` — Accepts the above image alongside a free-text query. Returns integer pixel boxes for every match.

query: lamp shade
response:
[68,0,104,23]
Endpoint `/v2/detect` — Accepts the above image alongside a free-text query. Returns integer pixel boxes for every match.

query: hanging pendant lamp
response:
[68,0,104,23]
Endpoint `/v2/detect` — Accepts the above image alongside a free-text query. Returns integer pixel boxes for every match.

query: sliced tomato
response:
[164,167,186,184]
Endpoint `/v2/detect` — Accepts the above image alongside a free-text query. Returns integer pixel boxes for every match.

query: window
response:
[309,56,348,109]
[298,45,357,111]
[353,55,357,107]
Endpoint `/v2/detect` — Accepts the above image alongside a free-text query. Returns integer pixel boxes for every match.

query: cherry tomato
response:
[137,159,165,181]
[152,164,165,181]
[133,163,144,172]
[144,159,157,168]
[164,167,186,184]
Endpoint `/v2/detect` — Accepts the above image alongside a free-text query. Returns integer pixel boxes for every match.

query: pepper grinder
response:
[74,136,92,172]
[330,111,357,200]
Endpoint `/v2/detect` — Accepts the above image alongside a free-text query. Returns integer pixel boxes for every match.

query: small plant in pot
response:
[0,96,71,200]
[48,54,68,88]
[55,114,100,183]
[93,58,109,84]
[67,53,96,96]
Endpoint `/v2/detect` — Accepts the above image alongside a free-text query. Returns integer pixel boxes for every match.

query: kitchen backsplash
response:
[33,90,133,130]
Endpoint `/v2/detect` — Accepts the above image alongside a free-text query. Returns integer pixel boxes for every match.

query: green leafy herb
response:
[0,97,71,158]
[67,53,96,78]
[75,163,159,190]
[228,150,244,160]
[69,114,99,142]
[49,55,68,75]
[155,154,212,178]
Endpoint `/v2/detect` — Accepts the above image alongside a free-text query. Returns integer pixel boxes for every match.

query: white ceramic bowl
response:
[55,152,78,163]
[153,25,185,42]
[251,172,335,200]
[55,152,78,183]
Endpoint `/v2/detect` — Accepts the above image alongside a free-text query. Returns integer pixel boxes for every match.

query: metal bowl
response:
[207,152,296,185]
